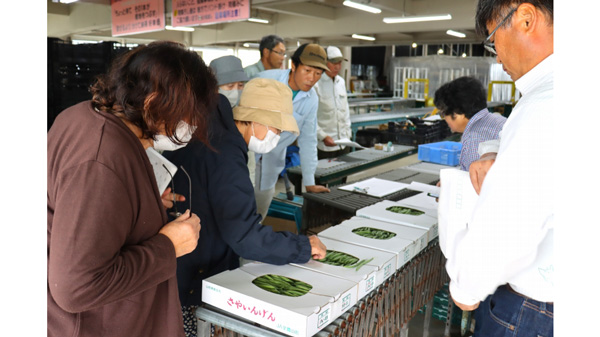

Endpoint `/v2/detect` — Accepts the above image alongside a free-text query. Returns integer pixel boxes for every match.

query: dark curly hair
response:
[90,41,218,146]
[434,76,487,119]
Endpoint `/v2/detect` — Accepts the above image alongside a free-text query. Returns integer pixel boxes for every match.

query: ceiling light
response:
[352,34,376,41]
[437,48,444,54]
[248,18,270,24]
[446,30,466,38]
[343,1,382,14]
[383,14,452,24]
[243,43,260,48]
[59,0,79,3]
[462,53,467,57]
[411,42,418,48]
[166,25,195,32]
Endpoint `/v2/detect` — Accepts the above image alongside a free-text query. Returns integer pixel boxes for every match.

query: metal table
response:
[348,97,416,114]
[300,167,439,232]
[350,107,435,141]
[197,241,449,337]
[286,145,416,196]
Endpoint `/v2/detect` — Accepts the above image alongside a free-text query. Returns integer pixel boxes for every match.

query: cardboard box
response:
[317,217,419,270]
[291,237,396,300]
[202,262,358,337]
[356,199,438,242]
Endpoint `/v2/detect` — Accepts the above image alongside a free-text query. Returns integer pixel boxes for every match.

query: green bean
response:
[252,274,312,297]
[385,206,424,216]
[352,227,397,240]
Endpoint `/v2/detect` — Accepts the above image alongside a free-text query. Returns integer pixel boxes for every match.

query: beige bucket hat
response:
[233,78,299,135]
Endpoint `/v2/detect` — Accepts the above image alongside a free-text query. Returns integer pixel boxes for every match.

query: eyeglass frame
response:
[269,48,286,57]
[162,164,192,218]
[483,6,518,55]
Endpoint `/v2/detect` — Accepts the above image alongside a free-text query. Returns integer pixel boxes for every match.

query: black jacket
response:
[163,94,312,307]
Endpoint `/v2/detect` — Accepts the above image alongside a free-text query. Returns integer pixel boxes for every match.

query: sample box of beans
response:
[202,262,358,337]
[291,236,396,300]
[318,217,419,270]
[356,199,439,242]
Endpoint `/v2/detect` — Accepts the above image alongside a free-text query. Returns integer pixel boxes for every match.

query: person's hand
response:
[161,187,185,209]
[323,136,337,147]
[159,210,201,257]
[451,295,480,311]
[308,235,327,260]
[469,152,497,195]
[305,185,330,193]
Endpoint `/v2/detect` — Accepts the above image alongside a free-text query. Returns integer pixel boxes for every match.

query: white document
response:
[145,148,177,195]
[339,177,409,198]
[409,181,441,198]
[334,138,365,149]
[437,168,479,258]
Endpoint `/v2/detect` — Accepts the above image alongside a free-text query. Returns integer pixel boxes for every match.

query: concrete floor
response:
[268,153,468,337]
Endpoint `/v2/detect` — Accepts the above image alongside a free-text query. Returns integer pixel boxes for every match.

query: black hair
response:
[434,76,487,119]
[475,0,553,36]
[259,35,285,57]
[290,43,308,68]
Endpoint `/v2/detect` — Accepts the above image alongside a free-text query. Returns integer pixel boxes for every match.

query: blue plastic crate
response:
[418,141,462,166]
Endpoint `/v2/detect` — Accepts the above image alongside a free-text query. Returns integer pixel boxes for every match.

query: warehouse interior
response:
[4,1,591,337]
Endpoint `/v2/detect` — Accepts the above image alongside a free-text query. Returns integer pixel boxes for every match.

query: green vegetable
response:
[252,274,312,297]
[315,250,360,267]
[352,227,397,240]
[385,206,424,216]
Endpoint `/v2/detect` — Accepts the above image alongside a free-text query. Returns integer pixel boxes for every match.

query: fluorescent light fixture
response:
[166,25,195,32]
[248,18,270,24]
[383,14,452,24]
[60,0,79,3]
[446,29,466,38]
[343,1,381,14]
[352,34,376,41]
[243,43,260,48]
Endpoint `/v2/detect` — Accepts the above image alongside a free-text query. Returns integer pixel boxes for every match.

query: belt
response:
[506,284,553,305]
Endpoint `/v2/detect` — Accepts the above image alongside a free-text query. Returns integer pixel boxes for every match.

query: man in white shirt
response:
[313,46,352,160]
[443,1,554,336]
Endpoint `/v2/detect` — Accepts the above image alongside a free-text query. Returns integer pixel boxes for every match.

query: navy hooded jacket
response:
[163,94,312,307]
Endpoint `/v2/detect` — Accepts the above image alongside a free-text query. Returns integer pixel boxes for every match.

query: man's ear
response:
[515,3,537,33]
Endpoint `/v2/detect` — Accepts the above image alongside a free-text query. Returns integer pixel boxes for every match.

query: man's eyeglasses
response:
[162,164,192,218]
[270,49,286,57]
[483,7,518,55]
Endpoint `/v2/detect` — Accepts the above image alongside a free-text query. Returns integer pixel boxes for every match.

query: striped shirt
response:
[459,109,507,171]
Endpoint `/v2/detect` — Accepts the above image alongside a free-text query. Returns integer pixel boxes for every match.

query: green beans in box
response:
[351,227,397,240]
[252,274,312,297]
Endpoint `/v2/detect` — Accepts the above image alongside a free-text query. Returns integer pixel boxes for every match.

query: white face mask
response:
[218,88,242,108]
[247,123,280,154]
[153,122,196,152]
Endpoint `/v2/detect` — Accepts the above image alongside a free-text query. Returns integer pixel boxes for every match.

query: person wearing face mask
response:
[209,55,249,108]
[209,55,260,187]
[162,78,327,337]
[47,41,215,337]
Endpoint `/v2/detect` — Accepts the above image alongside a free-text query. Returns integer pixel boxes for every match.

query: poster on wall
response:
[172,0,250,27]
[111,0,165,37]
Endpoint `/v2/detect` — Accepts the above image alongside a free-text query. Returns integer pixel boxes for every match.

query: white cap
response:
[326,46,348,63]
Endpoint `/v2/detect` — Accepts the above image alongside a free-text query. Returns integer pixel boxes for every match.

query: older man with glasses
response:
[244,34,287,78]
[439,1,554,336]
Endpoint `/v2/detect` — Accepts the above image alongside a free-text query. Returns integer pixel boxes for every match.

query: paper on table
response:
[334,138,365,149]
[146,148,177,195]
[339,177,409,198]
[409,181,441,198]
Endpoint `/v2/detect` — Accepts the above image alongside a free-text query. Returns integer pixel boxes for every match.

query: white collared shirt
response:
[313,74,352,151]
[446,54,555,304]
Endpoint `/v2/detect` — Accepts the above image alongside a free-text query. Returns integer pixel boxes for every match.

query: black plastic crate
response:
[355,129,384,147]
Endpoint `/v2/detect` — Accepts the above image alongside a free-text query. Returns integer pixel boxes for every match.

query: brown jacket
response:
[47,101,184,337]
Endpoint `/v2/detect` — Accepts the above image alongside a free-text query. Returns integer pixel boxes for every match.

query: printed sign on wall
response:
[111,0,165,37]
[172,0,250,27]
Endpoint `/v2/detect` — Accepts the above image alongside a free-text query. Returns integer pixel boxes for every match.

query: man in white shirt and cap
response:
[313,46,352,160]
